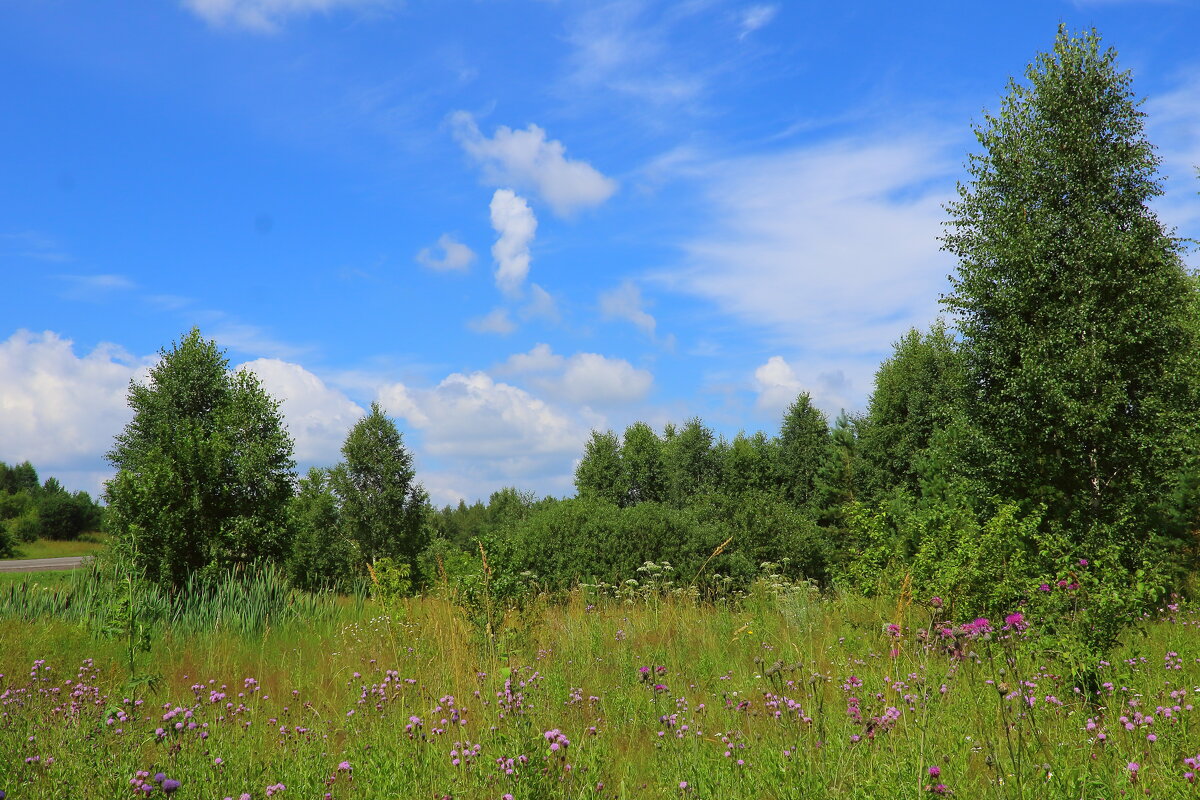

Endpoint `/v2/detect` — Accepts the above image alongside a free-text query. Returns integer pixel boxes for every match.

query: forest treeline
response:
[77,28,1200,667]
[0,461,105,556]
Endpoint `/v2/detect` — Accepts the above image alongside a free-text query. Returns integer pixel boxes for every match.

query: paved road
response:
[0,556,86,572]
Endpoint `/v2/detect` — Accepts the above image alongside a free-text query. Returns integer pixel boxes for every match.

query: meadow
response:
[2,570,1198,799]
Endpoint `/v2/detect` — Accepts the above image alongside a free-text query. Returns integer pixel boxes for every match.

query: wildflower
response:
[1078,559,1088,567]
[1003,613,1027,632]
[1127,762,1140,782]
[930,596,944,609]
[928,766,941,778]
[154,773,166,784]
[162,779,181,794]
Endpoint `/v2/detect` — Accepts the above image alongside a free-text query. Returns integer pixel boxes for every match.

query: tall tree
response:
[287,467,353,592]
[722,431,777,497]
[574,430,629,506]
[105,329,295,587]
[663,417,719,506]
[331,403,429,584]
[621,422,668,505]
[776,393,830,507]
[941,27,1199,554]
[858,322,965,500]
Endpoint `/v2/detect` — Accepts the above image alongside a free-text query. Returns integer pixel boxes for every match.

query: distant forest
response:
[0,461,104,556]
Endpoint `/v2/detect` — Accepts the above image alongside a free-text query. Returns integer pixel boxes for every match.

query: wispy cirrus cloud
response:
[181,0,390,33]
[1,231,71,263]
[665,132,957,360]
[738,4,779,40]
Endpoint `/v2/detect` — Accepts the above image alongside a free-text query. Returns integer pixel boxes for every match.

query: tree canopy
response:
[105,328,296,587]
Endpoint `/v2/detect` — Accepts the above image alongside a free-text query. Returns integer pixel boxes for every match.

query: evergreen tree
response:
[776,393,830,507]
[942,27,1200,556]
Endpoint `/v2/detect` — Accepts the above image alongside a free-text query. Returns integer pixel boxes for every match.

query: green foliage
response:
[287,467,355,592]
[574,430,628,506]
[104,328,296,588]
[721,431,777,496]
[369,556,412,602]
[941,27,1200,559]
[776,393,830,507]
[36,491,103,541]
[9,508,42,543]
[330,402,429,587]
[0,520,13,558]
[621,422,668,505]
[857,323,965,501]
[662,417,721,506]
[909,496,1039,618]
[0,461,104,544]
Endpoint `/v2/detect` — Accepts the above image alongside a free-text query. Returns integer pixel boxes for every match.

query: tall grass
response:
[1,578,1198,799]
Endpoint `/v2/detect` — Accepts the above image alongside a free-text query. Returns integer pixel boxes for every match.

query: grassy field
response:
[1,532,110,561]
[0,579,1198,799]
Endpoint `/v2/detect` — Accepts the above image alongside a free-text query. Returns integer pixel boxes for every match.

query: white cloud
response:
[468,308,517,335]
[207,321,314,360]
[181,0,386,33]
[738,4,778,39]
[500,343,563,374]
[376,371,590,503]
[668,134,955,358]
[0,330,151,492]
[562,1,708,112]
[599,281,658,338]
[236,358,364,465]
[489,189,537,296]
[753,356,855,420]
[498,344,653,407]
[452,112,617,217]
[416,234,475,272]
[753,356,803,414]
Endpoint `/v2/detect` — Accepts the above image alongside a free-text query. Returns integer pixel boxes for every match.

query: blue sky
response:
[2,0,1198,504]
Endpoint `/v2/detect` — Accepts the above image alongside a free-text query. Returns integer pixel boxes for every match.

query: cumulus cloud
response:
[738,4,778,39]
[236,358,364,465]
[753,355,857,420]
[181,0,386,32]
[452,112,617,217]
[599,281,658,338]
[0,330,151,492]
[498,344,653,406]
[489,189,537,296]
[416,234,475,272]
[468,308,516,335]
[376,371,590,503]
